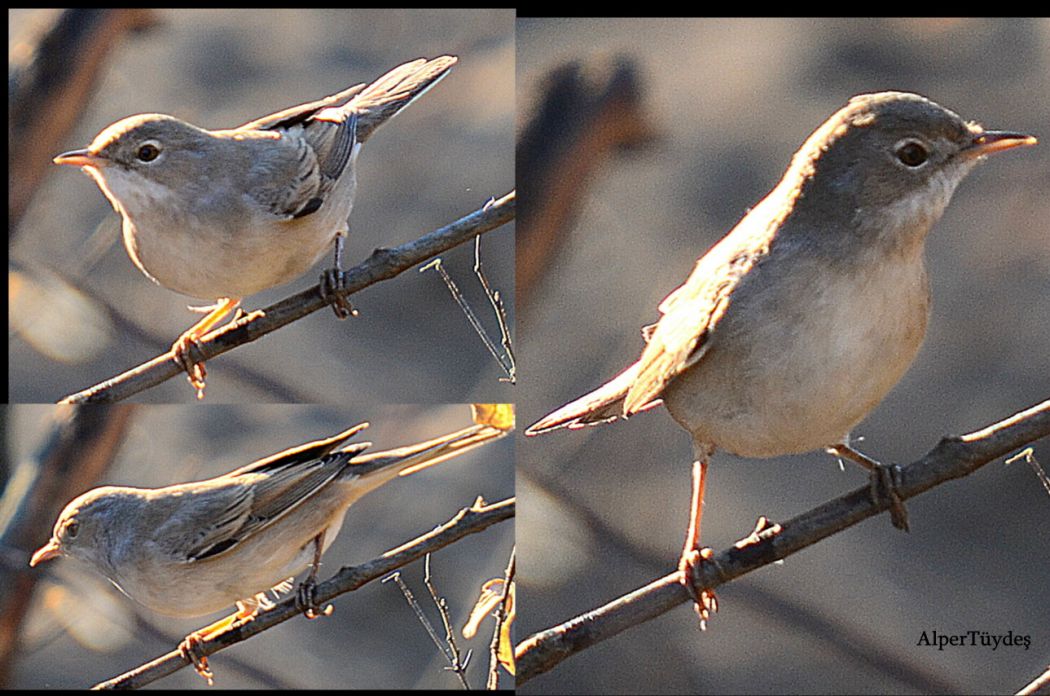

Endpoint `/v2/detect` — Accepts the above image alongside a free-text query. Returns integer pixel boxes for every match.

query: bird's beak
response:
[29,538,62,567]
[962,131,1038,159]
[53,148,105,168]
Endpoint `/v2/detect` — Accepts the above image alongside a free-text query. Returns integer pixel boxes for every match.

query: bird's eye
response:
[895,140,929,167]
[136,143,161,162]
[65,519,80,539]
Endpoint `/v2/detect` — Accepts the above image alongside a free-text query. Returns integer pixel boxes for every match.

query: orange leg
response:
[678,451,719,629]
[170,297,240,399]
[178,600,257,684]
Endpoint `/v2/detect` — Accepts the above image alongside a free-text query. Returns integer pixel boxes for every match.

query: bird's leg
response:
[827,443,910,532]
[678,447,721,629]
[295,530,334,620]
[171,297,241,399]
[319,232,357,319]
[178,599,257,685]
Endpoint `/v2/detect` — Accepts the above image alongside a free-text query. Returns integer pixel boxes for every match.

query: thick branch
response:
[59,190,515,403]
[515,399,1050,684]
[93,496,515,689]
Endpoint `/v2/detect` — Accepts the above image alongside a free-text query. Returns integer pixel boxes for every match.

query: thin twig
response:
[423,555,472,688]
[60,191,515,404]
[382,558,470,689]
[1017,663,1050,696]
[515,399,1050,684]
[1006,447,1050,497]
[487,546,515,690]
[474,235,516,383]
[93,497,515,689]
[419,219,516,383]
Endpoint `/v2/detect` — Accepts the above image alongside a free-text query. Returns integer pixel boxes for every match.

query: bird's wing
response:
[233,83,368,132]
[236,57,455,221]
[235,111,358,221]
[157,425,373,563]
[622,225,772,415]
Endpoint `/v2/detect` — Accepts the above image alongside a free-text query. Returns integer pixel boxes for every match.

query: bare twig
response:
[93,497,514,689]
[1006,447,1050,497]
[60,190,515,404]
[515,399,1050,684]
[1017,663,1050,696]
[423,555,472,687]
[474,236,516,384]
[383,556,471,689]
[421,231,516,382]
[487,546,515,690]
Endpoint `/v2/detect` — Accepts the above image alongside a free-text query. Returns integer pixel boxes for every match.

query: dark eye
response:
[136,143,160,162]
[65,519,80,539]
[895,140,928,167]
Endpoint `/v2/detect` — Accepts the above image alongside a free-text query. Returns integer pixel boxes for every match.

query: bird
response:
[525,91,1036,625]
[30,418,506,681]
[53,56,457,397]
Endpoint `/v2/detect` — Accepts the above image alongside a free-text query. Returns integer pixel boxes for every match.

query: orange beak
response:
[29,538,62,567]
[53,148,105,168]
[962,131,1038,159]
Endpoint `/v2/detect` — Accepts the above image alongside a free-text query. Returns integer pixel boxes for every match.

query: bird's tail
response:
[342,55,458,143]
[524,361,662,435]
[341,419,508,487]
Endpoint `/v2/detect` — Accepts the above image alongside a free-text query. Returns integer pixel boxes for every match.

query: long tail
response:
[342,55,457,142]
[525,361,662,435]
[341,421,509,490]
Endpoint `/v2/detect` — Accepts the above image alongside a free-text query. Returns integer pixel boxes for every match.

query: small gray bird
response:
[526,92,1036,623]
[53,56,457,396]
[30,418,506,679]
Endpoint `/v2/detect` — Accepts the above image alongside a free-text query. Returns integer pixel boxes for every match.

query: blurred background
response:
[517,18,1049,695]
[9,8,515,403]
[6,403,514,688]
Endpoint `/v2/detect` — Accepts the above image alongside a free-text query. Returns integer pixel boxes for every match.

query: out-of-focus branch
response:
[517,57,655,302]
[0,405,136,685]
[9,9,158,231]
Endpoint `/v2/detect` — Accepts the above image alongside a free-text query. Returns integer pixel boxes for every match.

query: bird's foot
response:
[295,575,334,620]
[868,462,910,532]
[828,444,910,532]
[679,547,721,630]
[319,268,357,319]
[171,333,208,400]
[178,632,215,685]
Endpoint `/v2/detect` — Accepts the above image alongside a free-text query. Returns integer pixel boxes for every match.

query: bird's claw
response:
[869,463,910,532]
[679,547,721,630]
[172,335,208,399]
[178,633,215,685]
[319,269,357,319]
[295,576,334,620]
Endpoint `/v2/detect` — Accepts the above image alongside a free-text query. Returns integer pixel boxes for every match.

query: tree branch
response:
[59,190,515,403]
[93,496,515,689]
[515,399,1050,684]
